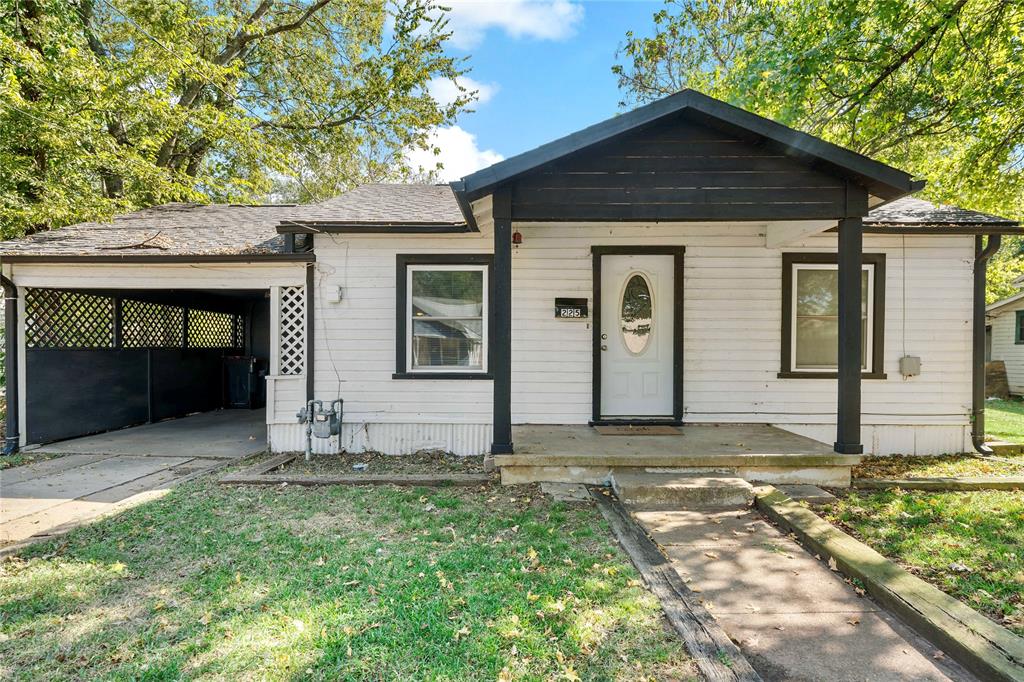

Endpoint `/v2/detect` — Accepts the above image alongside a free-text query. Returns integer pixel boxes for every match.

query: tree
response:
[0,0,471,237]
[614,0,1024,223]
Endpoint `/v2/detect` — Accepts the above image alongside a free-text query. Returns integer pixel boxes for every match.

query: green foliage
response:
[987,239,1024,304]
[615,0,1024,224]
[0,0,470,237]
[824,489,1024,634]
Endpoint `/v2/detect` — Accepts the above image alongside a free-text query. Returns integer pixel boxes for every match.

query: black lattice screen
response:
[25,289,114,349]
[122,300,184,348]
[26,288,244,351]
[187,309,238,348]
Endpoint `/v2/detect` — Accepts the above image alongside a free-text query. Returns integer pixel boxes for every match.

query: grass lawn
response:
[0,478,695,681]
[986,398,1024,443]
[822,490,1024,636]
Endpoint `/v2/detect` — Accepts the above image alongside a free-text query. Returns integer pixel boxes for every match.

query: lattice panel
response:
[279,285,305,375]
[122,299,184,348]
[187,309,238,349]
[25,288,114,349]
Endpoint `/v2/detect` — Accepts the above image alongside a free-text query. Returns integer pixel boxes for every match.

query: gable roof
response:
[451,89,922,205]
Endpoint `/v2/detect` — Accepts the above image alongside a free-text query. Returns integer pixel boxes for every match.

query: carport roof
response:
[0,203,320,260]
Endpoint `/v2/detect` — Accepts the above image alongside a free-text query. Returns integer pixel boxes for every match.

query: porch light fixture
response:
[512,230,522,245]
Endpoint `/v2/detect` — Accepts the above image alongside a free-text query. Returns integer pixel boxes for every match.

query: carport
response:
[20,286,271,448]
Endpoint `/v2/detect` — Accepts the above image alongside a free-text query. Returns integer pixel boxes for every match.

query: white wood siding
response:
[510,223,974,454]
[988,301,1024,394]
[286,198,496,454]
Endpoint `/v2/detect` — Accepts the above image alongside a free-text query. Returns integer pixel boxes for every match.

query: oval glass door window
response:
[620,273,653,354]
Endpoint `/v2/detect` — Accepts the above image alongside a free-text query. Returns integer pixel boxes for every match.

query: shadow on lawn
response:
[0,482,695,680]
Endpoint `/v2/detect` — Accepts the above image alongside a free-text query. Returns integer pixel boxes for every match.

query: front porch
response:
[495,423,861,487]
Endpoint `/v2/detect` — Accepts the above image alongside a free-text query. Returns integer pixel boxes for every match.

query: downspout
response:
[1,273,19,455]
[305,262,315,402]
[972,234,1001,454]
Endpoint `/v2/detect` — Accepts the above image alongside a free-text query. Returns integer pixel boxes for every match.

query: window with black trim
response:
[780,253,886,379]
[1015,310,1024,344]
[394,254,493,379]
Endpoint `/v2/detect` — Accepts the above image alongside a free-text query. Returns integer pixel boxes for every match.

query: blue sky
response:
[408,1,662,179]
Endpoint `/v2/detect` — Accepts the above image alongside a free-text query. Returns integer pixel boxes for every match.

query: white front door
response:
[599,254,675,418]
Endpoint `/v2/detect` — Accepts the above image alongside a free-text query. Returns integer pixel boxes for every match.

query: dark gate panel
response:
[150,349,224,421]
[26,349,149,443]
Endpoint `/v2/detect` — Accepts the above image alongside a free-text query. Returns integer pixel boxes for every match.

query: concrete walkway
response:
[635,508,975,681]
[1,410,266,549]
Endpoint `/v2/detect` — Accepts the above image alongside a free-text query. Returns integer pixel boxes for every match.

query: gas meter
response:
[296,399,343,459]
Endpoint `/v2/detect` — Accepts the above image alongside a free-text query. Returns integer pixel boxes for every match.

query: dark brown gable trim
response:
[393,253,494,380]
[779,252,887,379]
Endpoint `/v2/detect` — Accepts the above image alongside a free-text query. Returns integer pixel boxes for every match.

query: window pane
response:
[412,270,483,317]
[794,267,870,370]
[621,273,653,354]
[412,319,483,368]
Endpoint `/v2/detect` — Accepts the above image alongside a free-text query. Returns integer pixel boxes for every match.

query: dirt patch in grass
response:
[0,479,696,680]
[853,453,1024,479]
[0,450,65,471]
[821,489,1024,636]
[277,449,488,476]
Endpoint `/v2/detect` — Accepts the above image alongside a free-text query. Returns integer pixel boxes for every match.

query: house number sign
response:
[555,297,588,319]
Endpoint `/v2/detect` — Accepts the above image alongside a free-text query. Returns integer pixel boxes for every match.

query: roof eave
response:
[0,253,316,264]
[453,89,919,205]
[276,221,470,234]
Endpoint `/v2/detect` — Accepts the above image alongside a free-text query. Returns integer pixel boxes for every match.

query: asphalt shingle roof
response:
[863,196,1016,227]
[296,183,465,224]
[0,186,1015,258]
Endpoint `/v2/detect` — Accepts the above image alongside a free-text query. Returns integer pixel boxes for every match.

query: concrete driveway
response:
[1,410,266,550]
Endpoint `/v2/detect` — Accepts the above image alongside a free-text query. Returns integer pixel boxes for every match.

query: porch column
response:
[835,216,863,454]
[491,187,514,454]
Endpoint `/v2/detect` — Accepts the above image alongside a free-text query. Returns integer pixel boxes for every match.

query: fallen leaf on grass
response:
[828,556,839,571]
[704,551,719,559]
[847,618,860,626]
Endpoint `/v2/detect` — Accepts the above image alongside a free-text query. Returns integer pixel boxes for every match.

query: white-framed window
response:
[780,253,885,378]
[406,264,488,373]
[790,262,874,372]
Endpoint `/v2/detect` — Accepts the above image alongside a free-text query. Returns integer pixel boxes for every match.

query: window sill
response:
[777,371,887,380]
[392,372,493,380]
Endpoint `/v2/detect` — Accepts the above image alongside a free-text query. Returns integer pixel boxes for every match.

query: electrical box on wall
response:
[326,286,343,303]
[899,355,921,377]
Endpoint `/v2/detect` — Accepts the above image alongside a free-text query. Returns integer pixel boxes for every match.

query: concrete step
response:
[610,471,754,510]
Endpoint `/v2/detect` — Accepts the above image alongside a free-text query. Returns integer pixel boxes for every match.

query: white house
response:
[1,90,1019,485]
[987,274,1024,395]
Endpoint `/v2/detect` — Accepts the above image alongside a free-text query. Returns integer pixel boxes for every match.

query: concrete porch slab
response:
[498,424,857,487]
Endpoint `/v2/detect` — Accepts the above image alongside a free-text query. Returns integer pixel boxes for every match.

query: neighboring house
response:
[987,276,1024,394]
[0,90,1020,478]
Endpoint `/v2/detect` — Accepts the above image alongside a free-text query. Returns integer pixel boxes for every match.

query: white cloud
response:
[407,126,504,181]
[427,76,498,108]
[442,0,585,49]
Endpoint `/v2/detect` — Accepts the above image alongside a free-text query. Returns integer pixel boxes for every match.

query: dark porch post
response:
[491,187,513,454]
[835,216,864,454]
